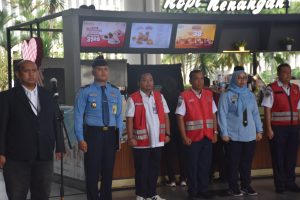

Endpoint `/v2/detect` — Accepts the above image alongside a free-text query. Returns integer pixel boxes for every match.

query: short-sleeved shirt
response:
[175,89,217,116]
[125,90,170,148]
[261,80,300,109]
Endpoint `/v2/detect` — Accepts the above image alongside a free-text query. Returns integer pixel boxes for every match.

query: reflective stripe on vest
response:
[185,120,213,131]
[135,134,148,140]
[134,129,147,135]
[206,119,214,128]
[271,112,298,121]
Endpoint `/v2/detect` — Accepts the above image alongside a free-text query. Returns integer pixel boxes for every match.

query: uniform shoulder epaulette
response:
[81,84,90,89]
[109,83,118,89]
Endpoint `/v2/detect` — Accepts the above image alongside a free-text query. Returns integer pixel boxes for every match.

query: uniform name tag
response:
[112,104,117,114]
[231,95,238,103]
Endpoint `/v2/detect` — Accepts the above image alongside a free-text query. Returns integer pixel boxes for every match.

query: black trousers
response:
[133,147,162,198]
[210,136,228,181]
[184,138,212,196]
[84,126,117,200]
[163,133,186,182]
[3,160,53,200]
[269,125,299,190]
[227,140,256,191]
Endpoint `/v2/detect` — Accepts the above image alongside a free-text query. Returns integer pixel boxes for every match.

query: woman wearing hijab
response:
[218,66,263,196]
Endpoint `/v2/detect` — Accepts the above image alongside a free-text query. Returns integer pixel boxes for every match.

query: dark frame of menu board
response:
[124,18,177,54]
[79,16,221,53]
[79,16,130,53]
[169,22,221,54]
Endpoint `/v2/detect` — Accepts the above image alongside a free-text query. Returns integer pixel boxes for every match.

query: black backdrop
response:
[127,64,184,135]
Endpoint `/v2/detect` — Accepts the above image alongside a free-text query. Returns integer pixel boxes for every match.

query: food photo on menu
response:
[175,24,216,49]
[81,21,126,48]
[129,23,172,48]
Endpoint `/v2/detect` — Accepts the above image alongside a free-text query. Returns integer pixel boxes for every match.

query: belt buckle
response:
[102,126,109,131]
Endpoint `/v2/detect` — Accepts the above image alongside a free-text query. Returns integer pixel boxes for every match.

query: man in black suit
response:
[0,60,65,200]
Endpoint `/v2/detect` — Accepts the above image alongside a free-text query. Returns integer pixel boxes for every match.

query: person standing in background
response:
[74,56,123,200]
[176,70,218,200]
[0,60,65,200]
[262,63,300,193]
[126,73,170,200]
[218,66,263,196]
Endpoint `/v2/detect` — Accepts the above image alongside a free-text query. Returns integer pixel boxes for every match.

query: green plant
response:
[233,40,247,49]
[281,36,295,45]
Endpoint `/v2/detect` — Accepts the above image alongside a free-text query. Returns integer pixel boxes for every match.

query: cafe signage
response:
[163,0,286,14]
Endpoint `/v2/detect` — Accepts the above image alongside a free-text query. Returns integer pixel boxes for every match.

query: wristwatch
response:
[214,130,219,135]
[166,132,171,137]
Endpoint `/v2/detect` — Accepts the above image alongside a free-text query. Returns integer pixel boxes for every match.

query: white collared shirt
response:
[261,80,300,109]
[22,85,39,115]
[125,90,170,148]
[175,89,218,116]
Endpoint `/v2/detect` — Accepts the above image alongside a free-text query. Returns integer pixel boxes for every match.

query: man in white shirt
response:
[176,70,217,200]
[262,63,300,193]
[126,73,170,200]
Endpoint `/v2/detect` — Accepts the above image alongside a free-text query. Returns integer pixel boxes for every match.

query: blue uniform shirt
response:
[74,82,123,142]
[218,91,263,142]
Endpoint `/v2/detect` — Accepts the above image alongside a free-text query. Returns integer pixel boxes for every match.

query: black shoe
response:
[286,184,300,193]
[197,191,214,199]
[241,187,258,196]
[228,189,243,197]
[275,188,285,194]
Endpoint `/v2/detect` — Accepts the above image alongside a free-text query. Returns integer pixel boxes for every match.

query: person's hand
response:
[165,135,171,143]
[222,136,230,142]
[183,137,192,146]
[256,133,263,141]
[79,141,88,153]
[55,152,65,160]
[212,134,218,144]
[128,138,137,147]
[267,129,274,140]
[0,155,6,168]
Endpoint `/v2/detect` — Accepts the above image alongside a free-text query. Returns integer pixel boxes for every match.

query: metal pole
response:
[253,52,257,75]
[30,24,33,38]
[6,28,12,89]
[141,53,144,65]
[37,22,41,38]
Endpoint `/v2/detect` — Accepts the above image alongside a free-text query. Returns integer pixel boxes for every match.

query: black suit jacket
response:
[0,85,65,161]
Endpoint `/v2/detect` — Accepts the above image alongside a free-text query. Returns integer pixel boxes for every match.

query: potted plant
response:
[233,40,247,51]
[281,36,295,51]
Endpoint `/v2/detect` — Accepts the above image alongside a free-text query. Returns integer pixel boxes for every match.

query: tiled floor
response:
[47,178,300,200]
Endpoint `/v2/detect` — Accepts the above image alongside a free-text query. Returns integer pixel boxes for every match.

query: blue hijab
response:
[228,67,252,116]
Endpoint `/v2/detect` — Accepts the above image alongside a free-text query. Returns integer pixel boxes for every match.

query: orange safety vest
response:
[131,91,166,147]
[181,89,214,142]
[270,81,300,126]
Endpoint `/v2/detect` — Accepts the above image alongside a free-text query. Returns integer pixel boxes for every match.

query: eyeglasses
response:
[237,77,248,81]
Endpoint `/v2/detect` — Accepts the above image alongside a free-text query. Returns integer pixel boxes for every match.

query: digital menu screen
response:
[175,24,216,49]
[81,21,127,48]
[129,23,173,49]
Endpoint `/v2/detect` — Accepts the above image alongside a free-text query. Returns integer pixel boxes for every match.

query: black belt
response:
[86,125,116,132]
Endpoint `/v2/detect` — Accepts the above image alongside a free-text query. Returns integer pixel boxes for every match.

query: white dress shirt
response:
[125,90,170,148]
[175,89,217,116]
[22,85,39,115]
[261,80,300,109]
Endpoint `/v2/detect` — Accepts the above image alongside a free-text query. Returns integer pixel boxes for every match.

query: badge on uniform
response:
[110,92,117,98]
[231,95,238,104]
[112,104,117,114]
[177,96,183,107]
[264,87,272,97]
[91,102,97,109]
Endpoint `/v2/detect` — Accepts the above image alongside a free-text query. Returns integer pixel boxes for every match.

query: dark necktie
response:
[101,86,109,126]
